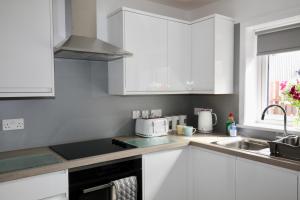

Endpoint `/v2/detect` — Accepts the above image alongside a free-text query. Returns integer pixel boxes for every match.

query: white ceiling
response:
[147,0,220,10]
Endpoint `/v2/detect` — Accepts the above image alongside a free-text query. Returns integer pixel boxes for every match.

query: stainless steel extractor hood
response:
[54,35,132,61]
[54,0,132,61]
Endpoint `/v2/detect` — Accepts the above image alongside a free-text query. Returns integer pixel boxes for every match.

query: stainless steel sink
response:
[212,137,270,153]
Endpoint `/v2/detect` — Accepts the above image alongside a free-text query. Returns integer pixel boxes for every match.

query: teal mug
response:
[183,126,197,137]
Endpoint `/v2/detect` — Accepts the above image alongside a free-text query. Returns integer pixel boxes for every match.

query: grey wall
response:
[0,59,192,152]
[191,94,239,132]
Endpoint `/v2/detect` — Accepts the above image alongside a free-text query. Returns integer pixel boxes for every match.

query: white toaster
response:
[135,118,169,137]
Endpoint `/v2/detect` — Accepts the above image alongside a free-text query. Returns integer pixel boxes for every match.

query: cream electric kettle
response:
[198,109,218,133]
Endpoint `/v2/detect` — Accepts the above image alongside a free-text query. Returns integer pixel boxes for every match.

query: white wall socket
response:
[141,110,149,118]
[150,109,162,118]
[2,118,24,131]
[132,110,141,119]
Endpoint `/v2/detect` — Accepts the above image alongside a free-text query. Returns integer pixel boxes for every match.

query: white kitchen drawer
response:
[0,170,68,200]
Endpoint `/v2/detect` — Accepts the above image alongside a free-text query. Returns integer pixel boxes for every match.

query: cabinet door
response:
[143,148,188,200]
[40,194,67,200]
[191,18,215,92]
[0,170,68,200]
[236,158,297,200]
[52,0,68,47]
[190,147,235,200]
[124,11,168,92]
[0,0,54,97]
[167,21,191,92]
[299,173,300,200]
[214,16,234,93]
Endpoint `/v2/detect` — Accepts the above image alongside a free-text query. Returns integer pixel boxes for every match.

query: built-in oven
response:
[69,156,142,200]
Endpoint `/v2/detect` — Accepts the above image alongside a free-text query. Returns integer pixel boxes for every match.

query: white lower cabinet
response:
[0,170,68,200]
[236,158,298,200]
[143,148,188,200]
[190,147,236,200]
[143,147,300,200]
[41,194,67,200]
[1,148,300,200]
[299,173,300,200]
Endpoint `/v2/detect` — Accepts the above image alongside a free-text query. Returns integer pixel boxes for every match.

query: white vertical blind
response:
[268,51,300,82]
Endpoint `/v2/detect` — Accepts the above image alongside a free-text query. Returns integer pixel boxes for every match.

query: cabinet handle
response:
[152,121,155,133]
[83,183,113,194]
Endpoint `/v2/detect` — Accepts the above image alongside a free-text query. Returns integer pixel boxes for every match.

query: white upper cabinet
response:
[236,158,298,200]
[108,9,168,95]
[167,21,192,92]
[0,0,54,97]
[107,8,234,95]
[191,15,234,94]
[52,0,69,47]
[191,18,215,92]
[123,11,168,92]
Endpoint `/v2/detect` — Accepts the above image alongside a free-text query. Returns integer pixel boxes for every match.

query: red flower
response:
[289,85,300,100]
[290,85,296,94]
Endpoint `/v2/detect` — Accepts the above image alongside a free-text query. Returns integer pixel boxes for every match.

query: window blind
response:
[257,24,300,55]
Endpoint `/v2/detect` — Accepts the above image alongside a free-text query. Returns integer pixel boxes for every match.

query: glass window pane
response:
[267,50,300,117]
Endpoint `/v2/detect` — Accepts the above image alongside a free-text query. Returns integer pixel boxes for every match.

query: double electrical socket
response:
[132,109,162,119]
[2,118,24,131]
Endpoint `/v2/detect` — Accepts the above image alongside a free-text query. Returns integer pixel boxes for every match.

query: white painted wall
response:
[189,0,300,22]
[97,0,189,41]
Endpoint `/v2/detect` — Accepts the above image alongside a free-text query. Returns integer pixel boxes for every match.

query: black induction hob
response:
[50,138,136,160]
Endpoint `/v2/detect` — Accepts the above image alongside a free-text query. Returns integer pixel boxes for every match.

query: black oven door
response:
[69,157,142,200]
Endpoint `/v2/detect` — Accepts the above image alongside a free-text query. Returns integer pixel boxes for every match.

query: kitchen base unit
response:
[143,148,189,200]
[189,147,236,200]
[236,157,298,200]
[0,170,68,200]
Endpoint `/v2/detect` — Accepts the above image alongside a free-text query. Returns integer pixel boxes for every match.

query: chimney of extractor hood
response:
[71,0,97,38]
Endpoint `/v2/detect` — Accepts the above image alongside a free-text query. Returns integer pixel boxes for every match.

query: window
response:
[258,50,300,126]
[240,15,300,131]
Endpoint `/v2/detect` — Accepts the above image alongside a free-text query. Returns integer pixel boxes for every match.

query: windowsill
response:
[237,123,300,135]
